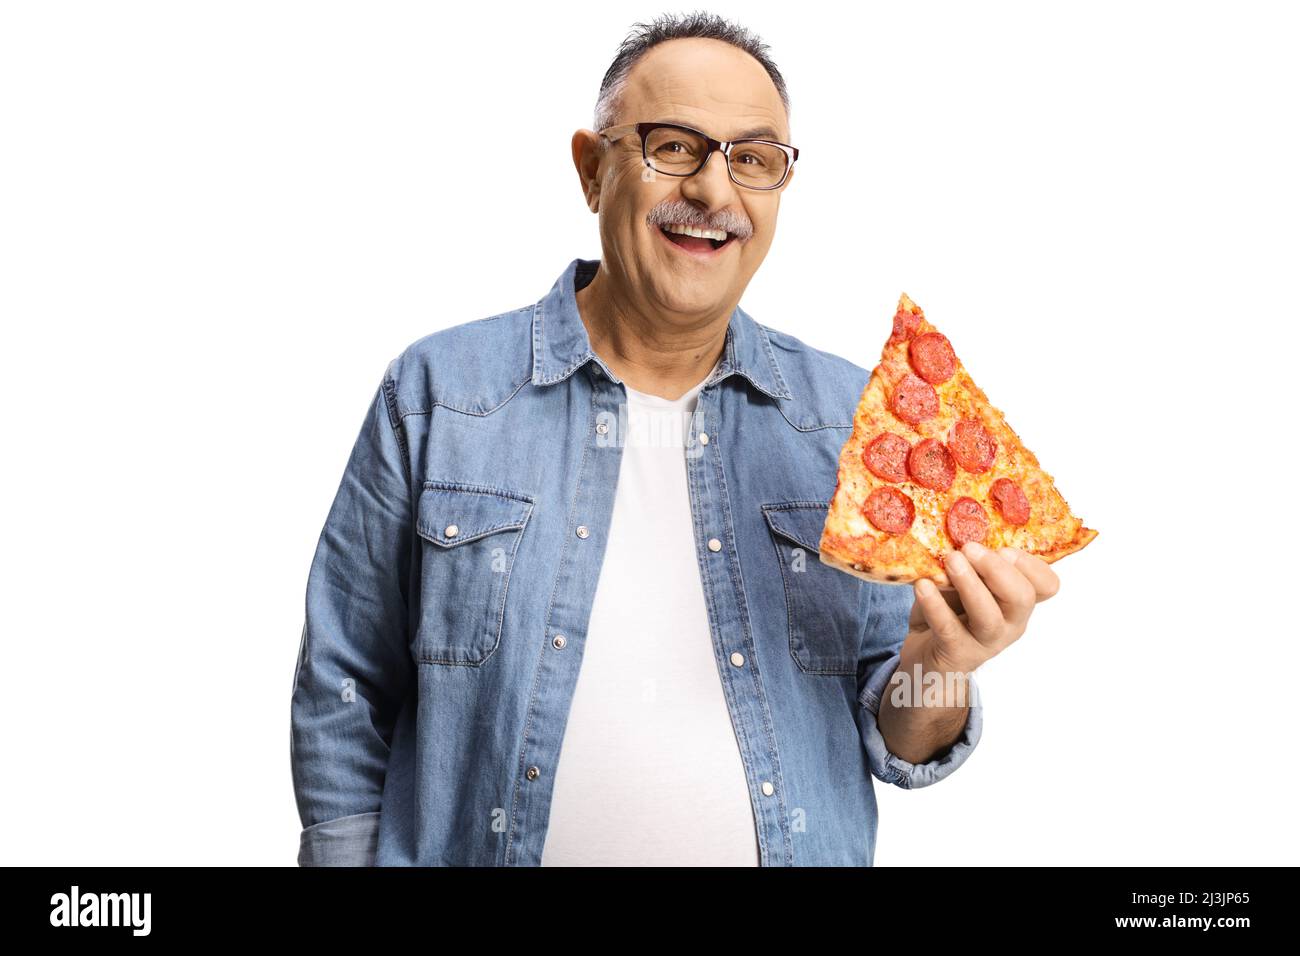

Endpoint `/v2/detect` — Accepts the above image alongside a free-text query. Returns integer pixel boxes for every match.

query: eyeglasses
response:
[598,121,799,191]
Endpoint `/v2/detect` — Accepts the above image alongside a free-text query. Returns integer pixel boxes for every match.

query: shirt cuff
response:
[858,649,983,789]
[297,810,381,866]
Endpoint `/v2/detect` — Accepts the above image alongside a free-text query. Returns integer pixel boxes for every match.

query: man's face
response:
[578,38,795,319]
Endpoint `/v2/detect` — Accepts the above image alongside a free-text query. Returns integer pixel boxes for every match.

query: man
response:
[290,12,1060,867]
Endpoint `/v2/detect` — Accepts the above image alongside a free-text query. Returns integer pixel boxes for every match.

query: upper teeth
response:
[663,223,728,241]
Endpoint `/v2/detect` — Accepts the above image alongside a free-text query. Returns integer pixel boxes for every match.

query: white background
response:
[2,0,1296,865]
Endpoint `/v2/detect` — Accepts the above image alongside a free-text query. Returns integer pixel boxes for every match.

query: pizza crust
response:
[820,524,1099,590]
[1036,524,1099,563]
[818,548,922,587]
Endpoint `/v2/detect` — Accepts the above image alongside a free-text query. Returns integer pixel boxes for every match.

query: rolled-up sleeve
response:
[855,582,982,789]
[290,361,415,865]
[297,810,382,867]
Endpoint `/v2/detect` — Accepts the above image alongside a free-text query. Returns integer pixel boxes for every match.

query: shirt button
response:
[444,524,459,538]
[730,651,745,667]
[576,525,590,539]
[698,431,710,445]
[595,421,609,435]
[707,537,722,552]
[552,634,567,650]
[526,766,541,781]
[761,781,775,796]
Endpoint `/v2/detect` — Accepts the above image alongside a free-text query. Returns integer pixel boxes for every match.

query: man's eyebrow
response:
[661,119,784,141]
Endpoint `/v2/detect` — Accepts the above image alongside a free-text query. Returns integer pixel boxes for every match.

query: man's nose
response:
[678,149,737,207]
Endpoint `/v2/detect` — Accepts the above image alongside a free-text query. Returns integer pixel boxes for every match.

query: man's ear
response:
[572,129,602,213]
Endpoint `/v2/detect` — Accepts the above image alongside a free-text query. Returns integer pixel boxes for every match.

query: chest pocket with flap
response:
[415,479,535,666]
[761,501,866,676]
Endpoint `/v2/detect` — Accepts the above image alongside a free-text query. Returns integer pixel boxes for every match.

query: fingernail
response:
[945,550,969,575]
[916,578,935,598]
[963,541,987,560]
[998,547,1019,564]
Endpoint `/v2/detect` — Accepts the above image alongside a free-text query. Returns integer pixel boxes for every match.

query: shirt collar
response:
[530,257,793,401]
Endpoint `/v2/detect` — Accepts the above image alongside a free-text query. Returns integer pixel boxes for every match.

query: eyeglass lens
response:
[644,127,789,188]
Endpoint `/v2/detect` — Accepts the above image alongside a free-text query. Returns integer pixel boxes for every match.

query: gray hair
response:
[592,11,791,137]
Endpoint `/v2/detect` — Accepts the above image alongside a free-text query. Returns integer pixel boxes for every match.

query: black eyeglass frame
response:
[598,121,799,191]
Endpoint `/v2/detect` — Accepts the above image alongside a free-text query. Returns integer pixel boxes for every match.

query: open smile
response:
[655,224,738,260]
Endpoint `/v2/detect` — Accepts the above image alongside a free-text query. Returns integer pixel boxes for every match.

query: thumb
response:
[913,578,969,664]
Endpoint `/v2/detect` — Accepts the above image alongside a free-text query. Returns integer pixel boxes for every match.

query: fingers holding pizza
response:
[909,542,1062,673]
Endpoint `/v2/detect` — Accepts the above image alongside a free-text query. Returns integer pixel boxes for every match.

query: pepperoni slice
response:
[990,477,1031,525]
[945,496,988,547]
[863,432,910,482]
[887,308,920,345]
[948,418,997,472]
[890,374,939,425]
[864,486,915,533]
[907,438,955,491]
[908,332,956,385]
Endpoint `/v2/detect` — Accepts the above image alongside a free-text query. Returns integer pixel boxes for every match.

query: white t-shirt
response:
[539,361,760,866]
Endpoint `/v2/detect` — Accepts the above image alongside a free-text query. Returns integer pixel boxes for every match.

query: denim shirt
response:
[290,256,982,866]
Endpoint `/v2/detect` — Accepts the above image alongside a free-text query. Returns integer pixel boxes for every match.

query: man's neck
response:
[576,268,728,401]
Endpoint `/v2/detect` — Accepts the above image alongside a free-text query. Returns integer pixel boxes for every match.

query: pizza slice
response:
[819,293,1097,587]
